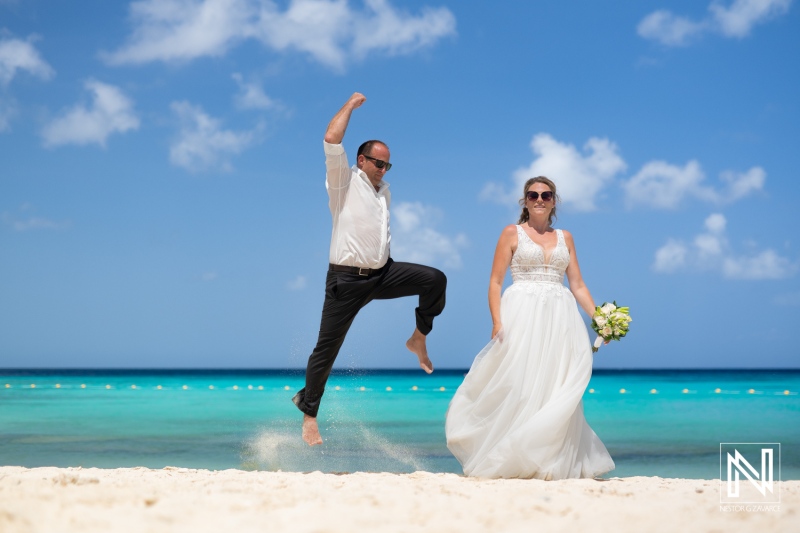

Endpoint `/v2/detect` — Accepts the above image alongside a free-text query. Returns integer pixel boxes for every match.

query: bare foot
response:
[302,414,323,446]
[406,328,434,374]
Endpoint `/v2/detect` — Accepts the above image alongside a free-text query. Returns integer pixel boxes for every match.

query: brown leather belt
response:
[329,263,386,277]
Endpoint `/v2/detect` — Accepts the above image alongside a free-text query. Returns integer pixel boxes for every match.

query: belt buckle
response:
[358,267,369,276]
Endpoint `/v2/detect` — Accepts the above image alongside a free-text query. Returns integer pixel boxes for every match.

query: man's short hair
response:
[357,140,388,158]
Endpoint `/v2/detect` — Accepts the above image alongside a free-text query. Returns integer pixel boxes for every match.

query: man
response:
[292,92,447,446]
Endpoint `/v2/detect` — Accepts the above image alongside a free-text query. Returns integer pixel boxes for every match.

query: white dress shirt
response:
[324,141,391,269]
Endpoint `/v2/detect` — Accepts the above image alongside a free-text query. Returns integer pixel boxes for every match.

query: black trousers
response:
[292,258,446,417]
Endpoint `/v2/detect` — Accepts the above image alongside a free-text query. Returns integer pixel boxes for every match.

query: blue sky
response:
[1,0,798,369]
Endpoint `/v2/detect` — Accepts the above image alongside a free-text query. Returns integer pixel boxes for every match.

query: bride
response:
[445,176,615,480]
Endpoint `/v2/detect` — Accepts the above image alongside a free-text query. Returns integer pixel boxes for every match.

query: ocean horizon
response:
[2,368,798,480]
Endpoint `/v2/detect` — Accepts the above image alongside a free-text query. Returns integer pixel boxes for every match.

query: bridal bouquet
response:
[591,302,632,352]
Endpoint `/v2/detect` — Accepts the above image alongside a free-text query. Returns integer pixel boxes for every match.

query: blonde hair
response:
[518,176,559,225]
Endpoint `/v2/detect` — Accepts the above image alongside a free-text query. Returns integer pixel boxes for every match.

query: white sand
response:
[1,467,797,533]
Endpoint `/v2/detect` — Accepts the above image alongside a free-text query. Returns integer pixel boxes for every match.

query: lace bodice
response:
[510,226,570,284]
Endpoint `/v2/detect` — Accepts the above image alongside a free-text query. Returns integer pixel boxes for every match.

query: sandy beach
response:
[0,467,796,533]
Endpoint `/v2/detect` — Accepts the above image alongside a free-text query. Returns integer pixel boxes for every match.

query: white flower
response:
[601,303,617,314]
[595,316,608,327]
[601,326,613,337]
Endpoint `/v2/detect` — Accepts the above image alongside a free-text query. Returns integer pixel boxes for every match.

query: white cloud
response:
[482,133,627,212]
[653,213,797,279]
[704,213,727,233]
[718,166,765,203]
[0,97,15,132]
[349,0,457,59]
[0,37,52,132]
[232,73,276,110]
[653,239,689,273]
[710,0,792,37]
[102,0,253,65]
[694,214,728,266]
[623,162,766,209]
[637,10,706,46]
[257,0,457,71]
[638,0,792,46]
[103,0,455,71]
[391,201,468,269]
[2,206,67,231]
[723,250,797,280]
[251,0,360,70]
[286,275,307,291]
[7,216,62,231]
[0,36,54,85]
[169,100,259,172]
[624,160,711,209]
[41,80,140,148]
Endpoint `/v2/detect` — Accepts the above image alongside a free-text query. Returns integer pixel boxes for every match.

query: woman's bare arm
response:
[489,225,517,339]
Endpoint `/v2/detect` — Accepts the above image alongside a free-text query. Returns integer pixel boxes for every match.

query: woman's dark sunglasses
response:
[526,191,554,202]
[363,154,392,171]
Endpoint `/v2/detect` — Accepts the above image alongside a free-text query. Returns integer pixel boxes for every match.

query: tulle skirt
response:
[445,281,615,479]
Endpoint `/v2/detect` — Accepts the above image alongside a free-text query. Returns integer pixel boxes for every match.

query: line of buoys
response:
[2,384,797,395]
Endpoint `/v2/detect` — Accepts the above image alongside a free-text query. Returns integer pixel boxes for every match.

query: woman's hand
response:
[491,323,503,342]
[488,225,515,344]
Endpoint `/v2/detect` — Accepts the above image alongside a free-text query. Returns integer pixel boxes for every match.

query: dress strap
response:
[556,229,564,245]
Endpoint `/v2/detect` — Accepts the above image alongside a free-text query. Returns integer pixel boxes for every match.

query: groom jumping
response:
[293,92,447,446]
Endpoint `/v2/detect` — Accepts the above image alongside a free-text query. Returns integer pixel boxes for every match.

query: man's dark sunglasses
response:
[526,191,554,202]
[363,154,392,171]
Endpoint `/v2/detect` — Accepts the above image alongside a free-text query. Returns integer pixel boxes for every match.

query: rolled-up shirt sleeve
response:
[324,141,350,215]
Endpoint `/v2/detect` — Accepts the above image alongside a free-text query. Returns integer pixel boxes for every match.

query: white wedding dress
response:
[445,226,615,479]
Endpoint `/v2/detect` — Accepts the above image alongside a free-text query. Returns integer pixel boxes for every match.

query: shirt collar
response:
[354,165,390,193]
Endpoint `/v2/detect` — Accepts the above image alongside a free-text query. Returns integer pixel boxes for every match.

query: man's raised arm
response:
[324,92,366,145]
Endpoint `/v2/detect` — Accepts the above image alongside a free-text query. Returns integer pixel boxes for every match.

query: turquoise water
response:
[1,369,798,479]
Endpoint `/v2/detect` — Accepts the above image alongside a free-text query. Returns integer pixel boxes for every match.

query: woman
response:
[445,176,614,480]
